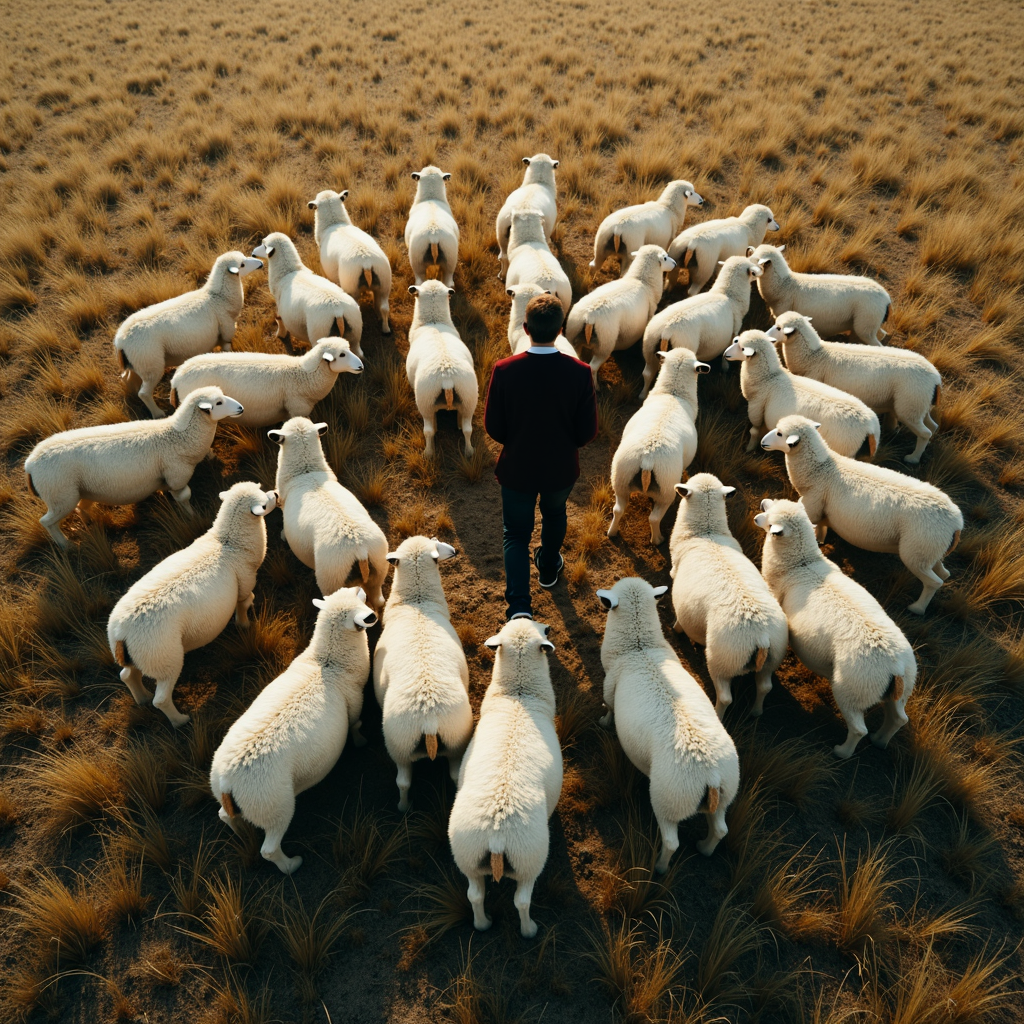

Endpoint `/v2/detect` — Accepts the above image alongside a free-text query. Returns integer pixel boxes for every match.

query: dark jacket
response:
[484,348,598,493]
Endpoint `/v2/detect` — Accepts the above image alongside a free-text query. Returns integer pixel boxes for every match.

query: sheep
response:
[404,166,459,287]
[597,577,739,869]
[768,311,942,464]
[761,415,963,614]
[107,481,277,728]
[668,474,788,719]
[667,204,780,296]
[608,347,707,545]
[210,586,377,874]
[496,153,559,280]
[169,338,364,427]
[448,618,562,938]
[505,284,577,356]
[113,250,263,419]
[373,536,472,812]
[749,244,891,345]
[724,330,881,458]
[591,180,703,277]
[406,280,477,457]
[25,387,244,547]
[755,499,917,758]
[503,209,572,314]
[640,256,762,398]
[309,188,393,334]
[252,232,364,357]
[566,244,677,387]
[270,417,388,609]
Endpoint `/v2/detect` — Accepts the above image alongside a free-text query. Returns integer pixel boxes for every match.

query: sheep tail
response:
[358,558,369,583]
[947,529,961,556]
[444,388,454,410]
[889,676,905,701]
[330,317,343,337]
[705,786,720,814]
[26,471,38,498]
[584,322,594,346]
[612,232,621,254]
[755,647,768,672]
[220,791,238,819]
[683,245,695,267]
[659,336,670,352]
[363,267,373,288]
[114,639,129,667]
[169,386,178,408]
[868,432,878,458]
[424,733,438,760]
[641,469,652,493]
[430,242,439,264]
[490,852,504,881]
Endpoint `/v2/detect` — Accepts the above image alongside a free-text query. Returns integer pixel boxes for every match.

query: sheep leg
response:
[235,592,254,627]
[870,697,909,749]
[833,707,868,759]
[598,708,614,729]
[461,415,474,457]
[169,484,193,513]
[120,665,153,705]
[260,800,303,875]
[752,666,773,717]
[588,354,607,391]
[466,872,491,931]
[924,411,939,432]
[814,521,829,544]
[40,508,71,547]
[422,417,436,458]
[696,805,728,857]
[138,379,165,419]
[396,761,413,813]
[654,817,680,873]
[443,265,455,288]
[649,498,671,545]
[514,879,539,939]
[607,493,626,538]
[933,560,950,581]
[218,804,242,835]
[447,752,463,783]
[350,718,367,748]
[904,420,933,464]
[152,678,190,728]
[907,572,943,615]
[640,358,657,400]
[77,498,97,522]
[746,425,760,453]
[375,290,391,334]
[712,677,733,720]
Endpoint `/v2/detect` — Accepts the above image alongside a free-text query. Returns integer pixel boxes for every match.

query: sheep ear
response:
[652,585,669,599]
[484,634,502,649]
[552,160,559,168]
[695,361,711,373]
[742,346,755,357]
[721,485,736,496]
[717,260,726,266]
[675,483,690,498]
[228,266,240,275]
[746,246,755,257]
[782,327,795,336]
[411,172,421,180]
[813,422,822,431]
[307,200,318,210]
[777,245,786,252]
[760,498,774,511]
[596,589,618,610]
[770,524,785,535]
[540,639,555,653]
[265,245,275,257]
[386,553,400,565]
[442,172,451,181]
[786,434,801,447]
[656,349,668,362]
[630,250,639,257]
[408,285,418,295]
[219,490,229,501]
[356,587,367,603]
[312,598,326,609]
[506,287,515,297]
[268,428,286,443]
[340,190,349,201]
[315,422,328,436]
[322,352,335,362]
[448,288,455,297]
[522,156,531,165]
[198,401,213,411]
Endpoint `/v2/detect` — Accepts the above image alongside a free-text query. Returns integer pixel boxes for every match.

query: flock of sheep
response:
[20,154,963,937]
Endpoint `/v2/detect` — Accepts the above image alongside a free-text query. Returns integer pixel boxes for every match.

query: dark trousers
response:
[500,484,573,619]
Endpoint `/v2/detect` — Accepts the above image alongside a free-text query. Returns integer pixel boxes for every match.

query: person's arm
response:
[484,363,507,444]
[573,365,599,448]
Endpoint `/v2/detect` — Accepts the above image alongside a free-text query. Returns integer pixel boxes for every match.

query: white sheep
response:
[761,415,963,614]
[591,180,703,277]
[210,586,377,873]
[667,204,780,296]
[252,232,364,357]
[448,618,562,938]
[668,474,788,718]
[755,499,916,758]
[566,244,676,387]
[107,481,277,727]
[169,338,364,427]
[597,578,739,869]
[769,311,942,464]
[503,209,572,314]
[373,536,472,812]
[640,256,762,398]
[495,153,559,280]
[113,251,263,418]
[724,330,881,458]
[608,347,707,545]
[404,166,459,287]
[505,284,577,356]
[749,244,891,345]
[309,188,393,333]
[406,280,477,457]
[270,417,388,609]
[25,387,244,547]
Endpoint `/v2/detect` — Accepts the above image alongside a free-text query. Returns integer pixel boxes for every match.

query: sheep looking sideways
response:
[309,188,393,334]
[496,153,559,280]
[169,338,364,427]
[107,482,277,727]
[756,499,916,758]
[503,208,572,314]
[762,415,963,614]
[506,284,577,356]
[591,180,703,277]
[113,250,263,419]
[405,165,459,287]
[598,578,739,870]
[25,386,244,546]
[210,587,378,874]
[373,536,472,812]
[448,618,562,939]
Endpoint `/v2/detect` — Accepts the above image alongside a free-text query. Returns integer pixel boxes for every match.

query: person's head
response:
[522,293,565,345]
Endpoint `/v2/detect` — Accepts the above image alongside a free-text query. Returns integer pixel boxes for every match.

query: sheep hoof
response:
[868,731,889,749]
[832,744,854,759]
[278,855,303,875]
[598,713,613,729]
[903,454,921,465]
[170,712,191,729]
[906,602,927,616]
[520,921,538,940]
[473,916,493,933]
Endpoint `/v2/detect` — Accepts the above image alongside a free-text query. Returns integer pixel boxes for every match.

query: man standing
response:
[484,293,599,621]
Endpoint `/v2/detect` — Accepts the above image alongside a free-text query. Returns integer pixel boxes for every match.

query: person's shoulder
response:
[492,352,530,372]
[557,352,593,375]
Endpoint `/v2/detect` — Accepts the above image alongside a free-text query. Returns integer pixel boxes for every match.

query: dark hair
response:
[524,293,565,345]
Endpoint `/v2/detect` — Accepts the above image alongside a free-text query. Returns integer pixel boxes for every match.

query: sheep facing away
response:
[598,578,739,869]
[271,417,389,608]
[309,188,393,333]
[749,244,891,345]
[406,281,478,457]
[756,499,916,757]
[170,338,364,427]
[252,232,364,357]
[566,244,677,387]
[25,387,244,546]
[210,587,378,873]
[107,482,277,727]
[608,347,708,545]
[762,415,963,614]
[113,250,263,418]
[769,311,941,464]
[724,330,881,458]
[405,166,459,287]
[668,474,788,718]
[506,284,577,356]
[496,153,559,280]
[373,536,472,812]
[591,180,703,277]
[503,208,572,314]
[667,204,779,296]
[448,618,562,938]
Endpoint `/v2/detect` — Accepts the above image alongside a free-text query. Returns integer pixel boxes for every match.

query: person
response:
[484,293,599,621]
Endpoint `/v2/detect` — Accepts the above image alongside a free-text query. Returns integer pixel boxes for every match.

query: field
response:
[1,0,1024,1019]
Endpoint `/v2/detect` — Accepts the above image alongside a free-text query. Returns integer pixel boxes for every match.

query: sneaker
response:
[534,549,564,589]
[509,611,534,621]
